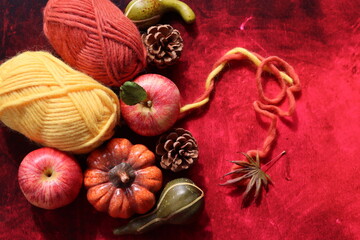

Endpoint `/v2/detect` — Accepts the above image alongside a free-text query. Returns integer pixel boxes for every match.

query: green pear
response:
[125,0,196,29]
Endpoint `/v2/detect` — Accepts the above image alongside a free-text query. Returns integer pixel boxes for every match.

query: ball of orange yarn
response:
[0,51,120,154]
[43,0,146,87]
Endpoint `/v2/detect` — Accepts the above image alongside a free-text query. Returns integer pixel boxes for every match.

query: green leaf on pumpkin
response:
[119,81,147,106]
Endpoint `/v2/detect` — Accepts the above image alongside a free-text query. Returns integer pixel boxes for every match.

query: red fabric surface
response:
[1,0,360,239]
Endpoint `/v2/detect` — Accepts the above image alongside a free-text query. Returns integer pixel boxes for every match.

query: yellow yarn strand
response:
[180,47,294,114]
[226,48,294,84]
[0,51,120,154]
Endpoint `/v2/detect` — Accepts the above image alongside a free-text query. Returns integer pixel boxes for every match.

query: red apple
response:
[18,147,83,209]
[120,74,181,136]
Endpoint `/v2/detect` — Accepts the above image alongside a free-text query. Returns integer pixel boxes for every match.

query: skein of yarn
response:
[0,51,120,154]
[43,0,146,87]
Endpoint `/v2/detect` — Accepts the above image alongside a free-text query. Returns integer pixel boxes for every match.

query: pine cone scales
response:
[156,128,198,172]
[142,24,183,68]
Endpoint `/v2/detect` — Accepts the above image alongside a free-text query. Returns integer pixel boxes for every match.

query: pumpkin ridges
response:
[107,138,132,165]
[87,138,133,172]
[84,169,109,188]
[134,166,163,192]
[85,138,163,219]
[87,182,115,212]
[95,187,116,212]
[87,149,114,171]
[109,188,134,218]
[129,184,156,214]
[127,144,155,169]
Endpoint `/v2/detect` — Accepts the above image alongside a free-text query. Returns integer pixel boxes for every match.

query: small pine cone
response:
[156,128,198,172]
[142,24,183,68]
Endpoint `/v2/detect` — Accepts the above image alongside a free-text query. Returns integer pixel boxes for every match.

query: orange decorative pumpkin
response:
[84,138,163,218]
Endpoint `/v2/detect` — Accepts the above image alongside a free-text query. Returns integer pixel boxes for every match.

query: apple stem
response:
[143,100,153,108]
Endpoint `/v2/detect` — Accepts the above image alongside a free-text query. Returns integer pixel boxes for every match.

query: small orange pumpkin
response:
[84,138,163,218]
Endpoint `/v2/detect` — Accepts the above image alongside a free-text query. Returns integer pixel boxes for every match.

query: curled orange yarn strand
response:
[180,47,301,160]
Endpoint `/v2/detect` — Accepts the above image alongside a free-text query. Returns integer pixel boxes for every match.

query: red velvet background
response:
[1,0,359,239]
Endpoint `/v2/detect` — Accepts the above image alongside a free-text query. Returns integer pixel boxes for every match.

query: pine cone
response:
[142,24,183,68]
[156,128,198,172]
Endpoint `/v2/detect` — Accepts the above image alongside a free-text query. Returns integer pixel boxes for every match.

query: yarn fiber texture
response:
[0,51,120,154]
[43,0,146,87]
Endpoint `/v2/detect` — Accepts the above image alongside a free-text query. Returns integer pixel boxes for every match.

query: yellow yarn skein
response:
[0,51,120,154]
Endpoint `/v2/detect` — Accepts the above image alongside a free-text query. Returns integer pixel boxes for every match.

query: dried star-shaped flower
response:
[221,152,271,203]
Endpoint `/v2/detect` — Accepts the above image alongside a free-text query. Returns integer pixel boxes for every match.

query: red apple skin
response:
[120,74,181,136]
[18,147,83,210]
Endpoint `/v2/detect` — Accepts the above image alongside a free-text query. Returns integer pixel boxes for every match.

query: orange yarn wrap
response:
[180,48,301,160]
[43,0,146,87]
